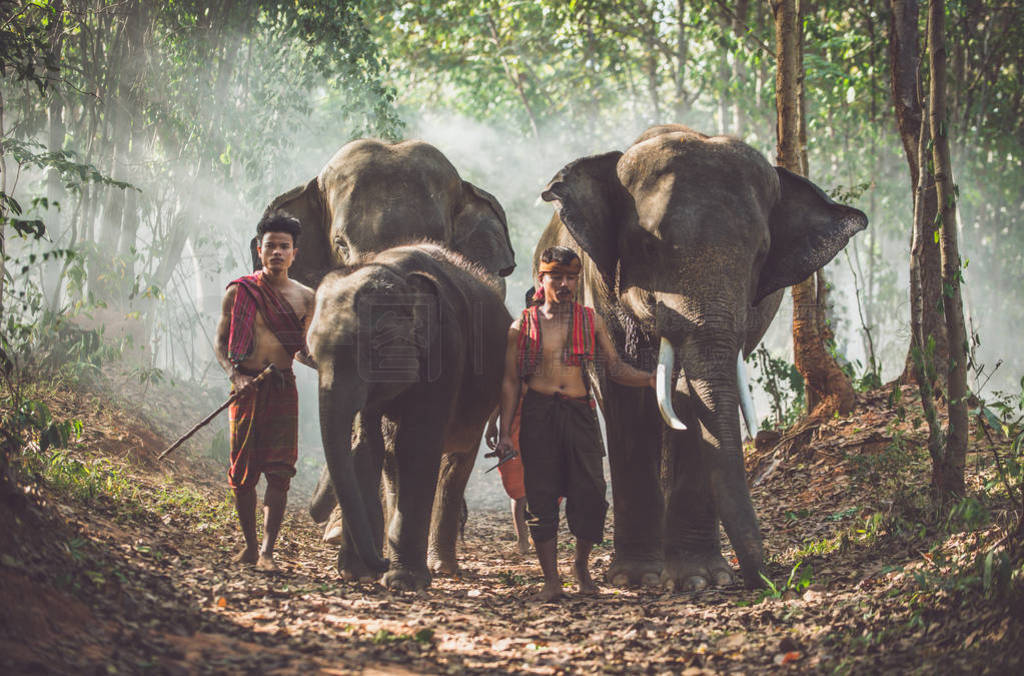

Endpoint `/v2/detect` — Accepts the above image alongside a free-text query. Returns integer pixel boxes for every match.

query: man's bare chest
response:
[538,317,572,361]
[269,285,309,323]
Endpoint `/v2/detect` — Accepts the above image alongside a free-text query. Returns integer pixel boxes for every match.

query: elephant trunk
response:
[683,347,765,588]
[319,385,388,574]
[309,464,335,523]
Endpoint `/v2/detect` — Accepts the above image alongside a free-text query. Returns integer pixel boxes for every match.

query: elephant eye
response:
[334,237,351,261]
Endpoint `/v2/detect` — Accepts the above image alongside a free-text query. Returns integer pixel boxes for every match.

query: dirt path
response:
[2,383,1022,674]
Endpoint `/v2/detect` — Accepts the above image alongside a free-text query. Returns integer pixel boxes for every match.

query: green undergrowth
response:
[744,383,1024,670]
[19,443,235,531]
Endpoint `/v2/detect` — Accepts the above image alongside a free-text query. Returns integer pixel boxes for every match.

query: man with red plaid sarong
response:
[492,246,657,601]
[215,212,316,572]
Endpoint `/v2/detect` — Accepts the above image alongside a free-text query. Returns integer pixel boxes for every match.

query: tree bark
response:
[0,87,7,321]
[774,0,855,420]
[730,0,750,133]
[674,0,691,120]
[927,0,968,500]
[890,0,947,385]
[44,0,67,311]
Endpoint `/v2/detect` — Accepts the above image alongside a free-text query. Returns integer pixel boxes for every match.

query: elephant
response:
[305,243,511,590]
[254,138,516,575]
[253,138,516,289]
[536,124,867,590]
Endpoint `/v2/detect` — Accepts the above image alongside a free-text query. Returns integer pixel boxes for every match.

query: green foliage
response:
[0,0,60,91]
[973,377,1024,529]
[497,569,527,587]
[0,375,83,493]
[792,536,839,559]
[24,449,134,502]
[2,271,119,384]
[738,562,813,605]
[371,627,435,644]
[748,345,805,429]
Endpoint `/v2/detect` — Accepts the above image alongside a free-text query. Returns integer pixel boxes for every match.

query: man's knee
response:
[525,506,558,543]
[265,472,291,494]
[232,483,257,498]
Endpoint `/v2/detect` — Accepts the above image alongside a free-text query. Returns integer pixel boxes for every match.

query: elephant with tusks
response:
[536,124,867,590]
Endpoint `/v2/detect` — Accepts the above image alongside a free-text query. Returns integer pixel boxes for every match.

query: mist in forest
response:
[4,2,1022,500]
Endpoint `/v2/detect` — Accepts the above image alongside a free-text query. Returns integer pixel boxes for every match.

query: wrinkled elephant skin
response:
[256,139,516,586]
[255,138,516,287]
[306,244,510,591]
[538,124,867,590]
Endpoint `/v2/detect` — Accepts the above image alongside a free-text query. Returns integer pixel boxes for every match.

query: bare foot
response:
[256,552,279,572]
[574,561,598,595]
[533,581,567,602]
[234,547,258,565]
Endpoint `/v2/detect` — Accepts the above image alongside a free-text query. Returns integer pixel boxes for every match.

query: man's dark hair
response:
[539,245,579,266]
[256,211,302,245]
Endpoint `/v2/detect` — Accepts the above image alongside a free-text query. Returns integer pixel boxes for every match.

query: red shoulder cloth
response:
[516,302,596,380]
[226,272,306,364]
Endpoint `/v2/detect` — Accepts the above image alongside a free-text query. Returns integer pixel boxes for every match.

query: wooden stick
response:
[157,364,279,461]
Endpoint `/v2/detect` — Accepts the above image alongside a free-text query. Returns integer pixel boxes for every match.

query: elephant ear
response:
[405,271,445,382]
[452,181,516,278]
[249,236,261,272]
[755,167,868,304]
[540,151,631,286]
[258,177,331,285]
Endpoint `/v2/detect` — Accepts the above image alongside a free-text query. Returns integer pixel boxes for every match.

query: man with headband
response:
[492,246,656,601]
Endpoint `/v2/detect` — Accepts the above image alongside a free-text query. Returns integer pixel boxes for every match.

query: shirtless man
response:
[494,246,656,601]
[215,212,316,571]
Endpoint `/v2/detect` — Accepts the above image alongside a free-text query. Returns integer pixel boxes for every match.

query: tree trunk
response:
[730,0,750,133]
[44,0,67,311]
[0,87,7,320]
[927,0,968,500]
[890,0,947,385]
[674,0,690,119]
[91,9,130,304]
[774,0,855,420]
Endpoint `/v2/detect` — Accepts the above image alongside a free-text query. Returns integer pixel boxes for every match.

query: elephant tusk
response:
[656,337,687,430]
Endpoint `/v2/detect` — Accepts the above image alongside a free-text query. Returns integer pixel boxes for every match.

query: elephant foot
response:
[382,565,432,591]
[323,520,344,546]
[427,555,459,577]
[337,550,377,583]
[661,552,735,592]
[606,556,662,587]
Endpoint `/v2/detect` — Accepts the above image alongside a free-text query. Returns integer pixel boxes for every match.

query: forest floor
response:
[2,372,1023,674]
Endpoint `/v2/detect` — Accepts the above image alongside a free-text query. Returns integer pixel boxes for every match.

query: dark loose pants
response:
[518,388,608,544]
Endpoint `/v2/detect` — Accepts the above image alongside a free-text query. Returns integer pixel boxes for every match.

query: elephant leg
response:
[604,382,665,587]
[338,412,385,581]
[661,426,734,592]
[381,416,398,562]
[427,443,479,576]
[381,404,446,591]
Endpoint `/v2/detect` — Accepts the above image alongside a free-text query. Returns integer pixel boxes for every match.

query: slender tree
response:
[774,0,855,420]
[889,0,947,386]
[926,0,969,499]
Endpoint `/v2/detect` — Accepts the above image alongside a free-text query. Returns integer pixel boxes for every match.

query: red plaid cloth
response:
[227,272,306,364]
[228,367,298,489]
[516,302,596,380]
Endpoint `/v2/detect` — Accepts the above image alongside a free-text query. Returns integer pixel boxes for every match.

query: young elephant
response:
[307,244,511,590]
